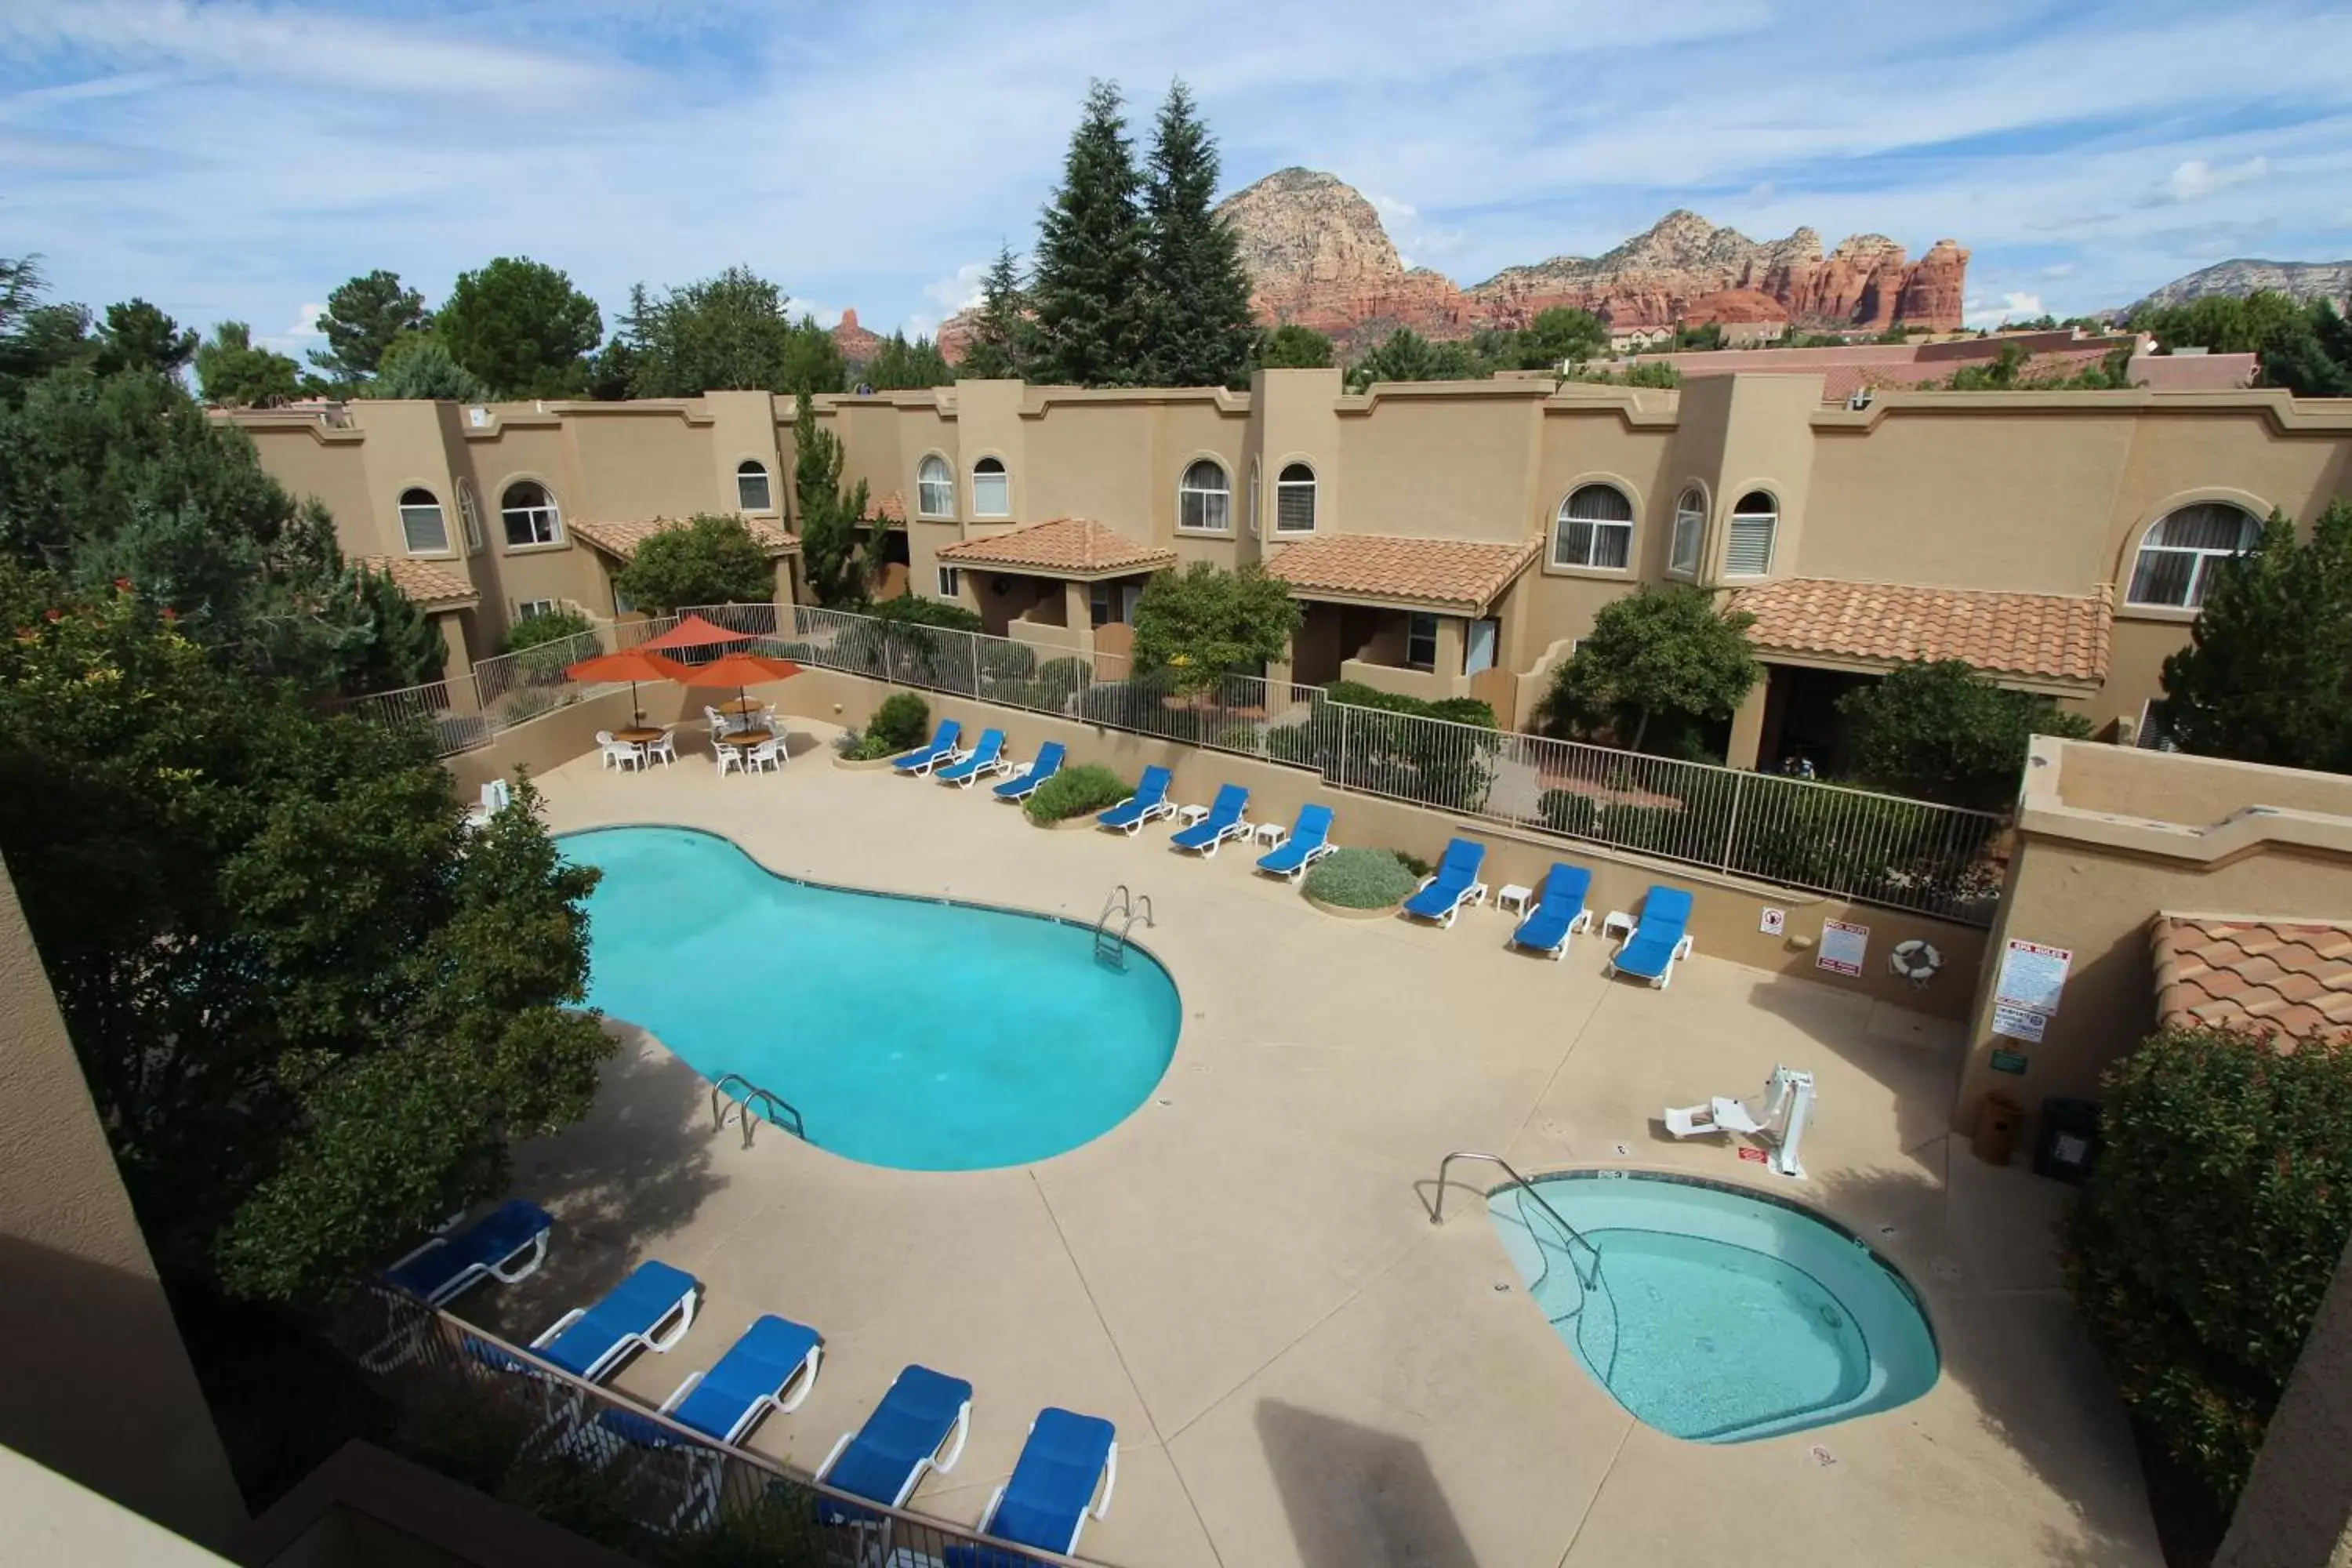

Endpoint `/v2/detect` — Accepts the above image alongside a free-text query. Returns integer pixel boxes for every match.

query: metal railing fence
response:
[336,1284,1095,1566]
[338,600,2004,924]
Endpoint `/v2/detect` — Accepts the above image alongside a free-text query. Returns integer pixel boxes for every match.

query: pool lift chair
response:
[1663,1064,1816,1178]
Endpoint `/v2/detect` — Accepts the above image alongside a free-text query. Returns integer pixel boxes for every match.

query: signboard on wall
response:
[1995,940,2072,1015]
[1989,1050,2031,1076]
[1993,1004,2049,1044]
[1759,908,1786,938]
[1817,920,1870,978]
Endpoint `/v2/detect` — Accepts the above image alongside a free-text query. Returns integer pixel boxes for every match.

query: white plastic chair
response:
[746,738,782,774]
[704,706,736,738]
[645,727,678,767]
[597,731,645,772]
[714,744,746,778]
[463,778,513,831]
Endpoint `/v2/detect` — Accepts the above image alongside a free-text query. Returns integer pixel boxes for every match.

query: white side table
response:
[1495,884,1535,916]
[1252,822,1287,848]
[1175,804,1210,827]
[1602,910,1636,942]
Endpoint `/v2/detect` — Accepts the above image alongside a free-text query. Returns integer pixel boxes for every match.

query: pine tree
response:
[960,245,1036,380]
[1031,81,1149,387]
[1140,79,1257,387]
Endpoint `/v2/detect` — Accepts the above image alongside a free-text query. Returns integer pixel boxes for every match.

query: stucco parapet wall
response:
[1813,384,2352,434]
[2017,736,2352,866]
[215,409,364,445]
[475,399,713,434]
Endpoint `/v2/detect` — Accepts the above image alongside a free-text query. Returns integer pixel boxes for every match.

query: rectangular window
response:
[1178,488,1229,532]
[1089,583,1112,627]
[1725,515,1776,576]
[1406,612,1439,672]
[515,598,557,622]
[1465,618,1497,676]
[936,566,960,597]
[918,474,953,517]
[612,583,636,615]
[1276,481,1316,534]
[399,500,450,555]
[971,472,1009,518]
[503,506,561,548]
[1669,504,1703,575]
[736,467,773,512]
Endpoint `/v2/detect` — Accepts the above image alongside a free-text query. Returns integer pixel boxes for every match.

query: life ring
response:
[1889,939,1944,985]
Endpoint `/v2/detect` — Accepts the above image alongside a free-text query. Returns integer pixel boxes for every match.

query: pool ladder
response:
[1426,1150,1602,1287]
[711,1073,808,1150]
[1093,884,1154,968]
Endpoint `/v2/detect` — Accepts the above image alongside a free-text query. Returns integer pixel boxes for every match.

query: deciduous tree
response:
[1130,561,1302,693]
[1252,323,1334,371]
[1837,659,2092,810]
[859,331,955,390]
[1538,584,1759,753]
[2160,502,2352,773]
[617,269,800,397]
[310,270,432,383]
[1140,79,1256,388]
[194,321,299,408]
[1032,81,1149,387]
[611,514,778,613]
[437,257,602,399]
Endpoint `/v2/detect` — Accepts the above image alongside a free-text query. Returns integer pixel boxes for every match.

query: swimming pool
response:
[563,826,1182,1172]
[1488,1171,1938,1442]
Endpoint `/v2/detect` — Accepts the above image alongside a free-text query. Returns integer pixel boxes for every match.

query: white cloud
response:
[922,260,991,319]
[2161,155,2268,204]
[1965,290,2045,328]
[2041,262,2075,278]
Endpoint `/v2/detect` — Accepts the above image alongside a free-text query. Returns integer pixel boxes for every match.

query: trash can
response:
[1973,1091,2022,1166]
[2035,1097,2101,1183]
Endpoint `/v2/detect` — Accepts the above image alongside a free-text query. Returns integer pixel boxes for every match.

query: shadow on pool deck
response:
[474,1023,728,1341]
[1258,1400,1478,1568]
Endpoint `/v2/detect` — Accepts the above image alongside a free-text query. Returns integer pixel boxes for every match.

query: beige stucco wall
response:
[1954,739,2352,1135]
[0,853,245,1549]
[238,379,2352,729]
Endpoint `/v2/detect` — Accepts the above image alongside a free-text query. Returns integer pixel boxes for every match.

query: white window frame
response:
[456,481,484,553]
[2125,503,2261,609]
[1551,484,1635,572]
[971,456,1010,519]
[1247,456,1261,538]
[1724,491,1778,578]
[397,486,450,556]
[936,565,961,597]
[916,455,954,518]
[1668,487,1705,576]
[1405,612,1439,672]
[735,460,773,514]
[515,597,559,621]
[1275,462,1317,534]
[499,481,563,548]
[1178,459,1232,533]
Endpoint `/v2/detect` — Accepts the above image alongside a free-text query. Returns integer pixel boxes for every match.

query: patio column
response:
[1435,616,1467,695]
[1063,580,1091,630]
[1726,673,1770,770]
[2217,1232,2352,1567]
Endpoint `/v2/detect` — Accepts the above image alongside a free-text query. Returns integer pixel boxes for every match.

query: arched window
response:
[916,455,953,517]
[1178,459,1231,532]
[500,480,562,547]
[735,459,773,513]
[971,456,1009,518]
[1552,484,1634,570]
[1275,462,1316,533]
[397,486,449,555]
[1725,490,1777,576]
[2127,503,2260,608]
[1669,487,1706,575]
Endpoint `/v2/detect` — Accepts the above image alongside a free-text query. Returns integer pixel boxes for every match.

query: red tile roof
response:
[1730,578,2112,685]
[2151,915,2352,1047]
[568,516,798,562]
[867,489,906,525]
[935,517,1174,578]
[355,556,477,610]
[1265,534,1541,613]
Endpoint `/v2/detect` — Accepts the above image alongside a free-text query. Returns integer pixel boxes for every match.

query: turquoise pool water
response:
[562,826,1182,1172]
[1488,1172,1938,1442]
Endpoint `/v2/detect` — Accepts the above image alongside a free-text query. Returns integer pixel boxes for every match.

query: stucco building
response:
[233,369,2352,768]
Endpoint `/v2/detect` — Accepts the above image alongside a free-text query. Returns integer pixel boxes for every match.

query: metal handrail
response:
[1426,1149,1602,1286]
[711,1072,807,1149]
[1093,885,1155,967]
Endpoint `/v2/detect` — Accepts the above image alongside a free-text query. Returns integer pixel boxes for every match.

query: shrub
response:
[612,513,776,613]
[1538,788,1601,836]
[1303,847,1421,908]
[866,691,931,752]
[837,730,901,761]
[1023,764,1132,824]
[2067,1025,2352,1514]
[869,593,985,632]
[1393,851,1433,879]
[978,639,1037,682]
[1838,659,2093,811]
[1215,722,1262,754]
[503,606,595,655]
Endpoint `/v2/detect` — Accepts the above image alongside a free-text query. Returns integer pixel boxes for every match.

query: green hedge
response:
[1022,764,1131,824]
[1301,846,1421,909]
[2067,1025,2352,1513]
[867,691,931,751]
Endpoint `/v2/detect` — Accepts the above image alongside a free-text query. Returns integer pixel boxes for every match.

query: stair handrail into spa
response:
[711,1073,807,1149]
[1427,1150,1602,1286]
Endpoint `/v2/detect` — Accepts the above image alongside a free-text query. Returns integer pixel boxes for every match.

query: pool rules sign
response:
[1993,939,2072,1044]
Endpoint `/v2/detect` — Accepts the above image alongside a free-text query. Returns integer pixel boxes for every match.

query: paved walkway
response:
[474,731,2161,1567]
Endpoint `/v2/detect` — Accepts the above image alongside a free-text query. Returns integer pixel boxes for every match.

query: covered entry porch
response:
[1267,533,1538,712]
[935,517,1174,659]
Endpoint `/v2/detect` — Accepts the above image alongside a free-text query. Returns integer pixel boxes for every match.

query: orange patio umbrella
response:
[669,650,803,731]
[564,646,693,726]
[638,613,755,652]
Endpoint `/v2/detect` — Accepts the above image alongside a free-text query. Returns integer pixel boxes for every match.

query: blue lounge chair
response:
[530,1260,700,1384]
[1605,886,1697,989]
[383,1198,552,1307]
[946,1408,1118,1565]
[993,741,1065,802]
[935,728,1009,788]
[815,1364,972,1521]
[1402,837,1489,927]
[1170,783,1250,857]
[1254,804,1337,883]
[1096,765,1174,835]
[659,1313,823,1446]
[891,720,964,777]
[1508,863,1595,961]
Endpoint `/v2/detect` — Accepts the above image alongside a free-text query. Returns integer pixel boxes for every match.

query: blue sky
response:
[3,0,2349,358]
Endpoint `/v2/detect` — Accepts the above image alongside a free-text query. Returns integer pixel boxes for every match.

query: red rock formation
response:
[1684,289,1788,325]
[831,307,885,365]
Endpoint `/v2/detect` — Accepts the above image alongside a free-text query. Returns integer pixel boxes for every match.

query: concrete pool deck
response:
[472,732,2161,1567]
